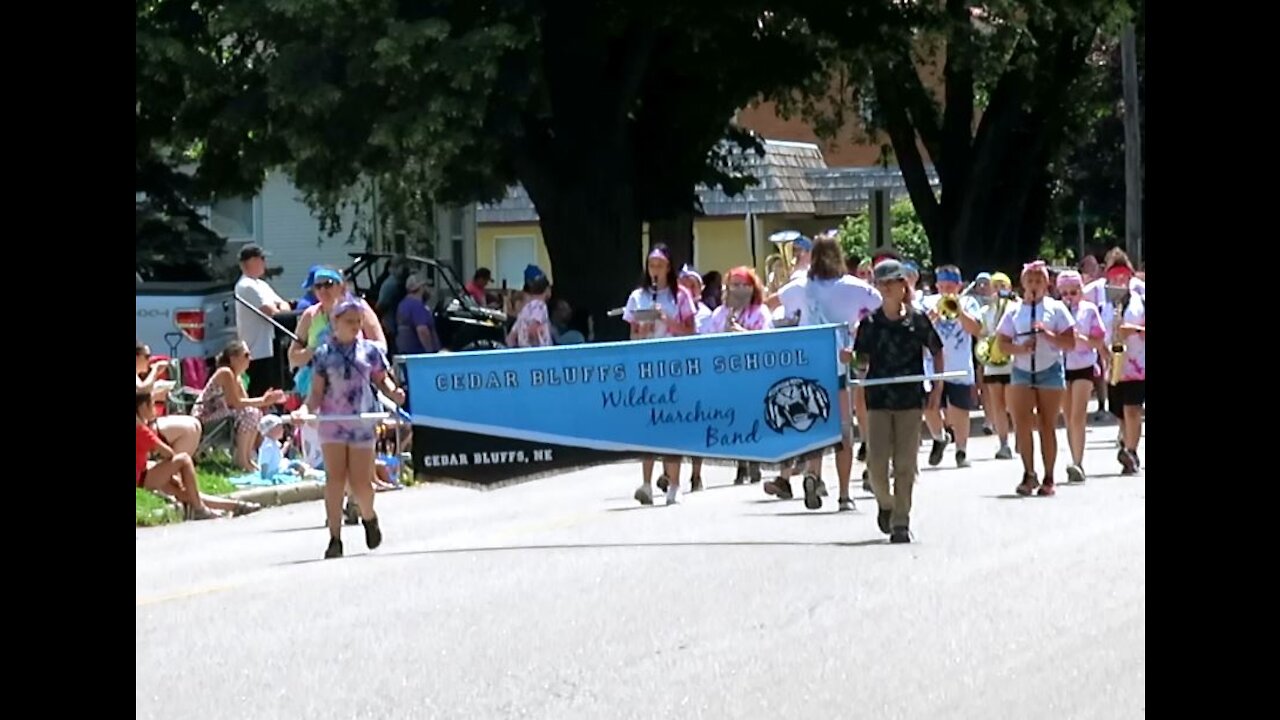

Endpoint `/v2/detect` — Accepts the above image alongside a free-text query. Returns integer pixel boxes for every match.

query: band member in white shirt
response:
[1056,270,1108,483]
[920,266,984,468]
[996,261,1076,497]
[768,236,881,512]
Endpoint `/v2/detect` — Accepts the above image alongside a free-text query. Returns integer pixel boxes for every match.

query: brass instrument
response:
[937,293,961,320]
[764,230,801,294]
[1106,286,1130,386]
[974,294,1012,367]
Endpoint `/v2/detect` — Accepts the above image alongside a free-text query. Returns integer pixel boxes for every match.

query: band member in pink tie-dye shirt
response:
[1099,263,1146,475]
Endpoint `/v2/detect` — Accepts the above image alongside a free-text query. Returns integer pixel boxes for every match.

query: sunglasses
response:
[314,280,339,289]
[1060,288,1081,296]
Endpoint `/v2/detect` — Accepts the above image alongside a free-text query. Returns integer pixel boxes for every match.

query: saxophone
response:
[1107,289,1130,386]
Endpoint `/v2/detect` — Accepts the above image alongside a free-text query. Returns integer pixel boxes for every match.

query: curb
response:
[229,481,325,507]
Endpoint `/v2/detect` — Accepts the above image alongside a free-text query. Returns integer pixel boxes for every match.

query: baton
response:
[234,294,301,344]
[850,370,969,387]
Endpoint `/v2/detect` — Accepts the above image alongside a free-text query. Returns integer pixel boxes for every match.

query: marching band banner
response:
[401,326,842,484]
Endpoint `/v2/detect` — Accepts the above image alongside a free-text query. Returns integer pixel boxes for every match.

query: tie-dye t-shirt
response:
[623,286,696,339]
[1100,292,1146,381]
[1063,300,1106,371]
[311,337,389,446]
[700,303,775,334]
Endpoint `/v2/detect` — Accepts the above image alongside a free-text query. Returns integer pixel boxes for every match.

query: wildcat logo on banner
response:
[401,326,842,471]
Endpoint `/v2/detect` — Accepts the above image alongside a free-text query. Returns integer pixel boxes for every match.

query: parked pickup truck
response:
[136,280,238,359]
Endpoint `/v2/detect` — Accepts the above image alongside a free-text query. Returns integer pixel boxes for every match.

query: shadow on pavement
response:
[278,539,893,565]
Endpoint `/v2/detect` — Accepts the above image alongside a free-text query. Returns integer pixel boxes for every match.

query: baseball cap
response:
[792,236,813,252]
[258,414,284,435]
[974,272,992,283]
[873,259,907,282]
[309,267,344,287]
[524,264,546,283]
[300,265,323,289]
[238,244,268,262]
[901,261,919,277]
[405,273,426,292]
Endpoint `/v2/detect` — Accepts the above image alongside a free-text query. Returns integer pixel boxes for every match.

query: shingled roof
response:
[475,140,938,224]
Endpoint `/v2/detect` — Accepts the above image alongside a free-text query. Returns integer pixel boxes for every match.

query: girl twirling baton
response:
[996,261,1076,497]
[308,296,406,559]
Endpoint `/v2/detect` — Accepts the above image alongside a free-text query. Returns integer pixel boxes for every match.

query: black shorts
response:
[1108,380,1146,418]
[1065,366,1095,384]
[247,355,284,399]
[984,373,1011,386]
[940,382,976,411]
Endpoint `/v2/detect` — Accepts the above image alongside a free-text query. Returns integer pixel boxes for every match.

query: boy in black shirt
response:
[852,259,944,543]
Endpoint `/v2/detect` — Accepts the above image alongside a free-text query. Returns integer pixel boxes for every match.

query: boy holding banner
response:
[854,259,944,544]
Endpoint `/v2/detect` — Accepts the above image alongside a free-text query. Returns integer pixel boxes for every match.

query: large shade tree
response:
[139,0,905,337]
[779,0,1136,274]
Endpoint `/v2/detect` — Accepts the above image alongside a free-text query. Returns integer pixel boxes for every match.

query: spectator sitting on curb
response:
[137,390,260,520]
[135,341,203,455]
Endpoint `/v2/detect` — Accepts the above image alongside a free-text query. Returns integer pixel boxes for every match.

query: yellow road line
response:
[135,584,238,608]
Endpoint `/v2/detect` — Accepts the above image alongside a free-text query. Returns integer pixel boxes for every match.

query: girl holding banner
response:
[771,234,882,513]
[698,266,775,487]
[624,244,696,505]
[677,265,716,491]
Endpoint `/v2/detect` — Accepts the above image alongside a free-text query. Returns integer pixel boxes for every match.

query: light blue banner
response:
[401,325,842,463]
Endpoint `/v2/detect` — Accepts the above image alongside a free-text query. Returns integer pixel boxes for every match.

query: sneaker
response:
[344,501,360,526]
[324,536,343,559]
[955,450,970,468]
[982,424,994,436]
[889,526,912,544]
[995,445,1013,460]
[665,485,679,505]
[838,497,855,512]
[734,464,748,485]
[1066,464,1085,484]
[928,438,948,466]
[877,508,892,535]
[817,478,829,497]
[802,473,824,510]
[763,478,794,500]
[862,468,871,493]
[690,475,704,492]
[634,484,654,505]
[945,427,956,444]
[362,515,382,550]
[1015,473,1040,496]
[749,463,762,484]
[1037,480,1056,497]
[656,475,670,493]
[1119,449,1138,475]
[857,443,867,462]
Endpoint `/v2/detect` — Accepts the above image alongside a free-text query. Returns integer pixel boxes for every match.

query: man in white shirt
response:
[920,265,984,467]
[234,244,292,398]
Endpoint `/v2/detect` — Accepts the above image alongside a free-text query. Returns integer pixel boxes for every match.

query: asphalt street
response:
[136,423,1145,720]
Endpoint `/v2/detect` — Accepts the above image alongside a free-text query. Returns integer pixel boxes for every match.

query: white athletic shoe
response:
[665,485,679,505]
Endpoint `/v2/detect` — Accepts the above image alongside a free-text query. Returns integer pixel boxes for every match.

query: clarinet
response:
[1029,298,1038,375]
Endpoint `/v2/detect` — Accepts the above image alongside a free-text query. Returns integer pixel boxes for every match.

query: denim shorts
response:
[1011,362,1066,390]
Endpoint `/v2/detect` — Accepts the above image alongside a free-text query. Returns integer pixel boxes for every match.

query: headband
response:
[1021,260,1049,277]
[936,268,962,284]
[648,247,670,261]
[1055,270,1083,288]
[332,295,364,318]
[679,264,702,283]
[726,267,755,284]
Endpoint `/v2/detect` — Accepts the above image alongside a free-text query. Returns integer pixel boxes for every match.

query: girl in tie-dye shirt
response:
[307,296,406,560]
[699,266,775,486]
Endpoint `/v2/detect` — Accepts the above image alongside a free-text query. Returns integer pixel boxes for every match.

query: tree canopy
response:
[778,0,1137,274]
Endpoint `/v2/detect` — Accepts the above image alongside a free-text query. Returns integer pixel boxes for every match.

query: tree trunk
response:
[530,178,643,343]
[647,211,695,269]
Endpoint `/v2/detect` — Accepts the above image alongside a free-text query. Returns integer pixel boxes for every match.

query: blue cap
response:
[309,267,344,287]
[301,265,323,289]
[792,236,813,252]
[524,264,546,283]
[902,261,919,276]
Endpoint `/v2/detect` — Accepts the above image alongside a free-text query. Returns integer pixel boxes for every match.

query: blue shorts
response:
[1011,362,1066,390]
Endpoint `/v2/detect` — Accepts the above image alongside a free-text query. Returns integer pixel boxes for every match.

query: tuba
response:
[764,230,800,294]
[1106,285,1130,386]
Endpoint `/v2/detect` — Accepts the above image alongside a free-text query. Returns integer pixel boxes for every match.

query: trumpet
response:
[936,293,961,320]
[1107,287,1130,386]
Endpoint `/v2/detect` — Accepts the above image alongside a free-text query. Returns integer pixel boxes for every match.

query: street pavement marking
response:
[135,583,238,608]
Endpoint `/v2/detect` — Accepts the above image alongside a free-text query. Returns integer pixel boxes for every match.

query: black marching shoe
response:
[363,515,383,550]
[324,536,344,559]
[877,509,892,535]
[889,526,912,544]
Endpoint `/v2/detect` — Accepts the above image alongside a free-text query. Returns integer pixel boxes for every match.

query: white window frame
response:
[200,195,263,244]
